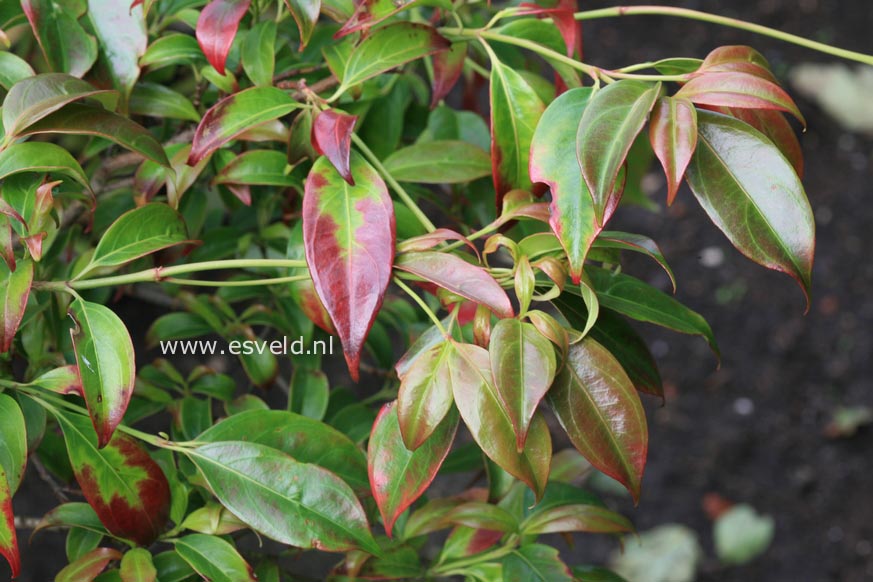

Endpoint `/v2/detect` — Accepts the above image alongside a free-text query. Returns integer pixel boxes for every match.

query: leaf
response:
[589,309,663,398]
[130,83,201,122]
[188,441,380,554]
[152,551,196,582]
[188,86,300,165]
[397,342,454,450]
[713,504,774,565]
[196,0,252,75]
[368,401,458,537]
[0,258,33,353]
[714,107,803,178]
[0,52,34,91]
[450,343,550,498]
[521,504,634,535]
[609,525,701,582]
[577,80,661,224]
[55,548,123,582]
[594,231,676,292]
[56,412,171,546]
[699,45,776,82]
[431,42,467,108]
[303,152,395,381]
[139,34,205,70]
[0,142,90,191]
[676,72,805,125]
[86,0,148,97]
[0,394,26,495]
[33,502,110,539]
[241,20,277,87]
[649,97,697,205]
[311,109,357,185]
[585,266,719,357]
[2,73,114,137]
[288,368,329,420]
[491,60,546,203]
[21,0,97,78]
[0,469,20,579]
[214,150,296,187]
[342,22,449,89]
[384,140,491,184]
[175,534,256,582]
[68,298,136,447]
[489,318,556,452]
[547,338,647,502]
[284,0,320,48]
[395,252,513,318]
[685,110,814,304]
[530,87,597,283]
[503,545,572,582]
[446,502,517,532]
[20,103,170,167]
[120,548,157,582]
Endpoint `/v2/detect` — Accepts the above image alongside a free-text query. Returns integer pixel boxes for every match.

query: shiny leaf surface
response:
[175,534,255,582]
[649,97,697,205]
[0,258,33,353]
[311,109,357,185]
[384,140,491,184]
[397,342,454,450]
[676,71,805,125]
[55,548,122,582]
[503,544,572,582]
[196,0,252,75]
[86,0,147,96]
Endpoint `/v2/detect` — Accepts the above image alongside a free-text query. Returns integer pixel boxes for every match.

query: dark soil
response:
[9,1,873,581]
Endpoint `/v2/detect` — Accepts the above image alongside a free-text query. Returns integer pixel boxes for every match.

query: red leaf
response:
[196,0,252,75]
[311,110,358,185]
[1,259,33,354]
[431,43,467,109]
[0,470,20,579]
[699,45,776,82]
[519,0,581,58]
[649,97,698,205]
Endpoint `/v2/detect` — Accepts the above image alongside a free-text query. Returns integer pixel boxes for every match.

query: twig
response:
[32,456,69,503]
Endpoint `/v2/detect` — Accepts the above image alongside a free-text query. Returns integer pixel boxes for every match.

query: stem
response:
[351,133,437,233]
[162,274,310,287]
[393,277,447,336]
[574,6,873,67]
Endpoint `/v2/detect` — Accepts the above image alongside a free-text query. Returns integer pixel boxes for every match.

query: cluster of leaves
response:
[0,0,843,579]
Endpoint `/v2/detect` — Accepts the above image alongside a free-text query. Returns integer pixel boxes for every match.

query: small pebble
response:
[733,397,755,416]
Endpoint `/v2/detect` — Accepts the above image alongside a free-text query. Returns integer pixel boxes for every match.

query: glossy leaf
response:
[649,97,697,205]
[699,45,776,82]
[21,0,97,78]
[397,342,454,450]
[548,338,647,502]
[120,548,157,582]
[241,20,276,87]
[0,469,19,579]
[0,142,90,191]
[489,318,557,452]
[33,503,110,539]
[284,0,320,48]
[55,548,122,582]
[530,87,597,283]
[0,258,33,353]
[130,83,200,122]
[686,110,814,303]
[431,42,467,108]
[303,153,395,381]
[491,60,545,202]
[676,72,805,125]
[87,0,147,97]
[214,149,296,187]
[342,23,449,89]
[503,544,572,582]
[188,86,299,165]
[0,394,27,496]
[175,534,255,582]
[594,231,676,292]
[68,298,136,448]
[139,34,205,70]
[369,402,458,537]
[196,0,252,75]
[577,80,661,224]
[712,106,804,178]
[521,504,634,535]
[446,502,517,532]
[57,413,171,546]
[0,53,34,91]
[188,441,380,553]
[384,140,491,184]
[395,252,513,318]
[450,343,551,498]
[311,109,357,185]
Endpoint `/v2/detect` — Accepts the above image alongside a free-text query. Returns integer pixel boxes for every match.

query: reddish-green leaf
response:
[188,441,380,554]
[676,72,805,125]
[503,544,572,582]
[649,97,697,205]
[685,110,814,303]
[369,401,458,537]
[445,502,518,533]
[0,258,33,353]
[397,342,454,450]
[521,504,633,535]
[21,0,97,78]
[594,231,676,292]
[491,60,545,203]
[120,548,157,582]
[384,140,491,184]
[0,142,90,192]
[284,0,320,49]
[311,109,357,185]
[450,343,551,498]
[0,469,19,579]
[214,150,296,188]
[431,42,467,108]
[590,309,663,398]
[699,45,776,82]
[530,87,595,284]
[286,222,335,334]
[395,252,513,318]
[188,86,299,165]
[57,412,171,546]
[196,0,252,75]
[303,152,395,381]
[489,319,556,452]
[175,535,255,582]
[548,338,647,502]
[577,80,661,224]
[55,548,122,582]
[713,106,803,177]
[87,0,147,97]
[68,298,136,448]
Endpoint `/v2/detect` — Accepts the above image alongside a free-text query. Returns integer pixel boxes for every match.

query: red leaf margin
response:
[196,0,252,75]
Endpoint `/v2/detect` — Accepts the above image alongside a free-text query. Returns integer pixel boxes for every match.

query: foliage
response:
[0,0,868,579]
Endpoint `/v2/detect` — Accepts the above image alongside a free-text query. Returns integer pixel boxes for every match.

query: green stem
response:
[36,259,307,292]
[162,274,310,287]
[393,277,447,336]
[351,133,437,233]
[574,6,873,66]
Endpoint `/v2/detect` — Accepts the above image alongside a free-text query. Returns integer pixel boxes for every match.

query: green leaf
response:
[547,338,647,503]
[713,504,774,565]
[67,526,102,563]
[288,368,329,420]
[0,394,27,494]
[397,342,454,450]
[594,231,676,292]
[0,142,90,191]
[450,343,550,499]
[489,319,556,452]
[383,140,491,184]
[174,534,255,582]
[55,413,170,546]
[139,34,205,70]
[649,96,697,205]
[188,86,300,164]
[0,258,33,353]
[188,441,380,553]
[120,548,157,582]
[685,110,814,304]
[79,203,189,277]
[503,545,572,582]
[68,298,136,447]
[33,503,111,539]
[0,469,20,578]
[490,60,545,202]
[577,80,661,223]
[153,551,196,582]
[0,52,34,91]
[521,504,634,535]
[241,20,276,87]
[20,103,170,167]
[284,0,320,48]
[342,22,449,89]
[369,402,458,537]
[445,502,518,532]
[213,150,297,187]
[587,307,663,398]
[86,0,148,97]
[530,87,597,283]
[130,83,200,122]
[55,548,122,582]
[21,0,97,78]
